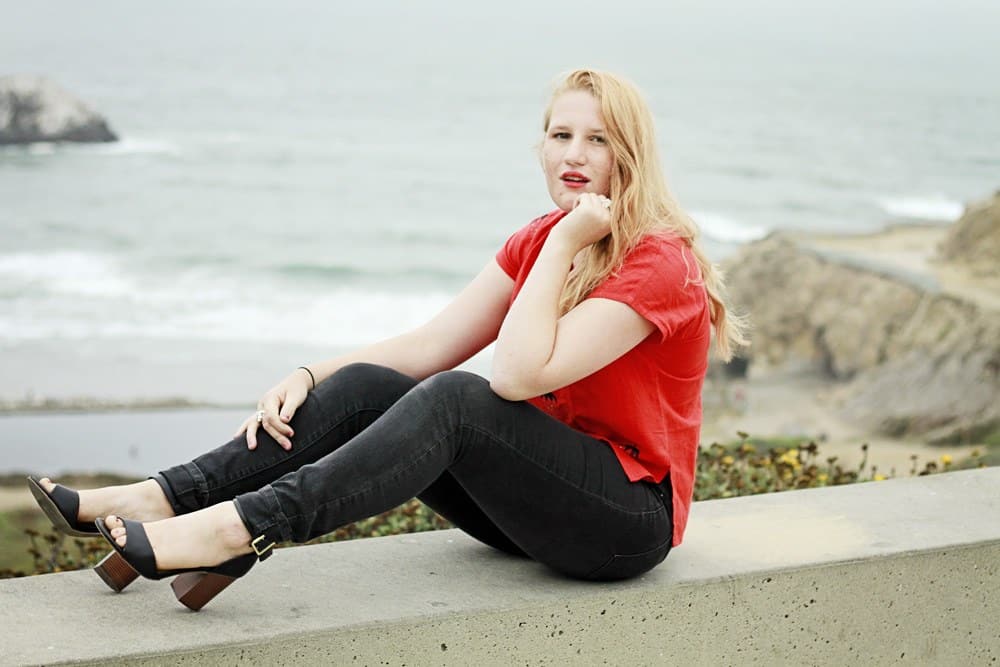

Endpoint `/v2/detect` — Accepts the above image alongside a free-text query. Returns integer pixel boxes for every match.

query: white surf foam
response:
[690,210,769,244]
[0,254,453,349]
[0,250,133,297]
[877,195,964,222]
[89,137,182,156]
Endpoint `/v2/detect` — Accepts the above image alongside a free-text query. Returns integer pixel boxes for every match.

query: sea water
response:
[1,1,998,436]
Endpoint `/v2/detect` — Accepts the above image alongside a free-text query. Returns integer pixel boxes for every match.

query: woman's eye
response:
[590,135,606,144]
[551,131,571,140]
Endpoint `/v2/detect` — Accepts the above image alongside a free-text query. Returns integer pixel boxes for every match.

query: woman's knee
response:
[312,363,417,405]
[416,370,497,408]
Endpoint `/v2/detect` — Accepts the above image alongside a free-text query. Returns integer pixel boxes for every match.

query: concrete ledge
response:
[2,468,998,665]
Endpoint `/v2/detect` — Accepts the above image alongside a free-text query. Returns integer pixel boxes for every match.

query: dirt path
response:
[793,224,1000,312]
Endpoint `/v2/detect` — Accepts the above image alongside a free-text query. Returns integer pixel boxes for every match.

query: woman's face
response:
[542,90,613,212]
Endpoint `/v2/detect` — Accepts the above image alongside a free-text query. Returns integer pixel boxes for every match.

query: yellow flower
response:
[777,449,802,468]
[940,454,953,465]
[873,473,887,481]
[817,473,829,483]
[740,443,757,454]
[721,455,735,466]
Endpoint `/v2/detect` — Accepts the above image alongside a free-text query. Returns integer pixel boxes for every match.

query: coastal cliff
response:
[722,191,1000,444]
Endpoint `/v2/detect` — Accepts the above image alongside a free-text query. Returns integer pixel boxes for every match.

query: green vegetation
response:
[0,437,990,579]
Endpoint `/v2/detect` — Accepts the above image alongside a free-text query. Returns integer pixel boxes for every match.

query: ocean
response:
[1,1,999,471]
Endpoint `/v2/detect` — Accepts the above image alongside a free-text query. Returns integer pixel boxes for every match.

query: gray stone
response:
[0,75,117,145]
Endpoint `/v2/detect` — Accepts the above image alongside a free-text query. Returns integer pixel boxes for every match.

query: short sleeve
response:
[587,235,707,342]
[495,212,554,280]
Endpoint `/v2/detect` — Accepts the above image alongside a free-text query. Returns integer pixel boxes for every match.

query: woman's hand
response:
[551,193,613,251]
[235,370,312,451]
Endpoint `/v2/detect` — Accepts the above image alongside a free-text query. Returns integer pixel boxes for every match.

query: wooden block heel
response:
[95,516,266,611]
[171,571,239,611]
[94,551,139,592]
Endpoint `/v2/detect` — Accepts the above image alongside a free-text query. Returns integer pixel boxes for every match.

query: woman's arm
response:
[243,259,515,450]
[491,196,655,401]
[307,259,515,384]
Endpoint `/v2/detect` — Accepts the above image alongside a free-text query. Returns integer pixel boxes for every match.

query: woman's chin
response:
[550,192,579,212]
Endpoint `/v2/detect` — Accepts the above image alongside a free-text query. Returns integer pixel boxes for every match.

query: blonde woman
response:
[28,69,745,610]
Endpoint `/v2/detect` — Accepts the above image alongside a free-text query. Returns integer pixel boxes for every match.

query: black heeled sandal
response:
[27,475,99,537]
[26,476,138,592]
[94,516,271,611]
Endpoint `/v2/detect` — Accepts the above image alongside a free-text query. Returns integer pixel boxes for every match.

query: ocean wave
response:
[276,261,469,284]
[88,137,182,156]
[690,210,769,244]
[0,250,133,297]
[0,137,182,157]
[0,285,453,348]
[877,195,964,222]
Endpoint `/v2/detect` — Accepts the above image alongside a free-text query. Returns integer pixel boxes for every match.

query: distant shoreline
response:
[0,397,242,415]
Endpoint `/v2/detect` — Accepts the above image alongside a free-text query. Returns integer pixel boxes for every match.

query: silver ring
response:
[255,410,265,423]
[602,199,612,209]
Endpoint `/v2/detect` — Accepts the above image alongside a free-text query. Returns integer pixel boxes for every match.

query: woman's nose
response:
[563,138,587,165]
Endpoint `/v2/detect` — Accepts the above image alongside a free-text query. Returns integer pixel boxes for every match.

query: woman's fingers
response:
[244,378,308,452]
[258,394,294,450]
[278,387,307,423]
[262,417,293,451]
[246,418,259,450]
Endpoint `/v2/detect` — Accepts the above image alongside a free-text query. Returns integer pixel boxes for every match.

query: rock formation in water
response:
[0,75,118,145]
[722,191,1000,444]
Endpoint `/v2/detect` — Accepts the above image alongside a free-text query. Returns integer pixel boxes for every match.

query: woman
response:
[28,69,746,611]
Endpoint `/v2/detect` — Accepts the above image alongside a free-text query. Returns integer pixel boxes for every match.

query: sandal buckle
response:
[252,534,276,558]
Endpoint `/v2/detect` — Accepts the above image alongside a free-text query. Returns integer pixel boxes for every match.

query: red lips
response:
[560,171,589,189]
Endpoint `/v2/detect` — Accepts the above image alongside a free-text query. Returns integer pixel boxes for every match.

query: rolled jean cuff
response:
[148,461,208,515]
[233,485,292,550]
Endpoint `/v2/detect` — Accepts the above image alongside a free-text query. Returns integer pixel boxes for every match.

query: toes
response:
[104,515,126,546]
[39,477,54,492]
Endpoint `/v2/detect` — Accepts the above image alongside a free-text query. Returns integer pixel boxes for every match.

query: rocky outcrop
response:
[0,75,117,145]
[937,190,1000,278]
[723,218,1000,444]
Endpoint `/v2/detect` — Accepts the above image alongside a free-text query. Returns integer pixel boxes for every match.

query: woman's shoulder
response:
[623,231,694,271]
[530,209,569,233]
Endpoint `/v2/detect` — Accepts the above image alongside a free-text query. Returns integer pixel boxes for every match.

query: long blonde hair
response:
[544,69,748,361]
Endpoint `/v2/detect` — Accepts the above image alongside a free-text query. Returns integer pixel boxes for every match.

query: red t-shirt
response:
[494,209,710,546]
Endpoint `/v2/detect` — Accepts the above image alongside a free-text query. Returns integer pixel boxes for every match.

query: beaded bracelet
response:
[297,366,316,390]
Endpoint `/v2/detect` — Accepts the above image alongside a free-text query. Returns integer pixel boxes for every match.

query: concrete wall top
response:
[1,467,997,665]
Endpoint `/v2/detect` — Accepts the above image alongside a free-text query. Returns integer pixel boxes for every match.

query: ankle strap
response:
[251,534,276,561]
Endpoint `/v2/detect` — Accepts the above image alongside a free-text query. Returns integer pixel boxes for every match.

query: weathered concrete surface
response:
[1,468,997,665]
